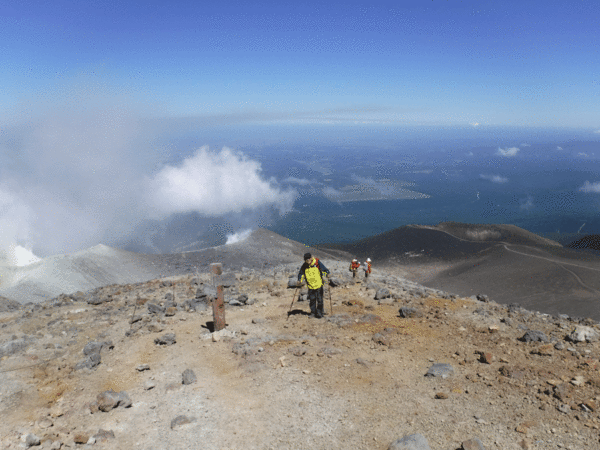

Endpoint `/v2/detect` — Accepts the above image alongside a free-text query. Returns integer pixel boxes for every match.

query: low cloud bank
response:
[0,81,296,261]
[579,181,600,193]
[480,174,509,184]
[497,147,520,157]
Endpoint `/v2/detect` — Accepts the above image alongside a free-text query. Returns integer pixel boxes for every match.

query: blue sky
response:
[2,0,600,259]
[2,0,599,129]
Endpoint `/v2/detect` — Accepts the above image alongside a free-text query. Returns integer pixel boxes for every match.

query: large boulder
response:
[567,326,599,343]
[519,330,549,343]
[96,390,132,412]
[375,288,391,300]
[328,277,344,287]
[425,363,454,379]
[399,307,422,318]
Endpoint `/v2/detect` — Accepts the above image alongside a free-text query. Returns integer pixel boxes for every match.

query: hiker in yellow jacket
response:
[297,252,330,318]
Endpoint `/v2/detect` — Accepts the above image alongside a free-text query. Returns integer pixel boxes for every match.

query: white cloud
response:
[480,174,509,183]
[0,77,297,258]
[225,228,253,244]
[593,130,600,134]
[322,186,342,197]
[579,181,600,193]
[283,177,312,186]
[470,122,480,127]
[578,152,589,157]
[497,147,520,157]
[521,143,531,147]
[520,195,534,210]
[467,151,474,156]
[556,146,563,151]
[149,146,296,217]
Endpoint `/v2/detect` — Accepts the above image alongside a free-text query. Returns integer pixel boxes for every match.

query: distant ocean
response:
[270,187,600,248]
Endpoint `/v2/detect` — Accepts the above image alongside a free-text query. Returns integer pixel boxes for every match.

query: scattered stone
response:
[290,346,307,357]
[557,404,571,414]
[475,294,489,302]
[328,277,343,287]
[425,363,454,379]
[473,308,492,317]
[147,322,164,333]
[37,418,53,429]
[93,429,115,443]
[182,369,197,385]
[434,392,448,399]
[375,288,391,300]
[399,307,422,318]
[356,314,381,325]
[567,326,599,343]
[147,303,166,315]
[73,433,89,444]
[212,333,220,342]
[96,389,132,412]
[518,438,533,450]
[388,433,431,450]
[531,344,554,356]
[144,380,156,390]
[83,340,113,356]
[571,375,585,386]
[461,437,486,450]
[515,421,537,434]
[477,351,493,364]
[554,342,565,350]
[155,333,176,346]
[252,318,266,324]
[356,358,371,367]
[583,399,596,412]
[165,306,177,316]
[87,295,110,305]
[129,315,142,324]
[499,366,525,379]
[519,330,549,343]
[171,415,196,430]
[74,352,101,370]
[136,364,150,371]
[25,434,41,447]
[372,333,390,346]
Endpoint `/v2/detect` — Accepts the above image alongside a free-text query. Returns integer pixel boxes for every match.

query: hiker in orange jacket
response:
[349,258,360,278]
[363,258,372,279]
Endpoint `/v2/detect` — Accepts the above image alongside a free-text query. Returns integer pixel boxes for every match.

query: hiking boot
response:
[315,311,324,319]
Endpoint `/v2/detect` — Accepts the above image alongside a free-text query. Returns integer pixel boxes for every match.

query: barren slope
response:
[2,262,600,450]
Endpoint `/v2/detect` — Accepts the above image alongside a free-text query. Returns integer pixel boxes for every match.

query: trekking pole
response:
[328,284,333,315]
[287,286,299,320]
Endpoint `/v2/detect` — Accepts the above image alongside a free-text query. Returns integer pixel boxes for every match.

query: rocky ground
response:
[2,260,600,450]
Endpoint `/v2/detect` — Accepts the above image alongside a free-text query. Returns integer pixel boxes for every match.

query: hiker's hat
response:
[303,253,312,260]
[366,258,371,262]
[352,258,357,261]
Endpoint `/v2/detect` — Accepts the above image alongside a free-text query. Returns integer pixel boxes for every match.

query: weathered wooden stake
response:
[210,263,226,332]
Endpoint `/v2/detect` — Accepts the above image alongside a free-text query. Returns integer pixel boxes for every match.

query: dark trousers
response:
[308,287,324,315]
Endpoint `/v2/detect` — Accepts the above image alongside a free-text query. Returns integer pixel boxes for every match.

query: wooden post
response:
[210,263,226,332]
